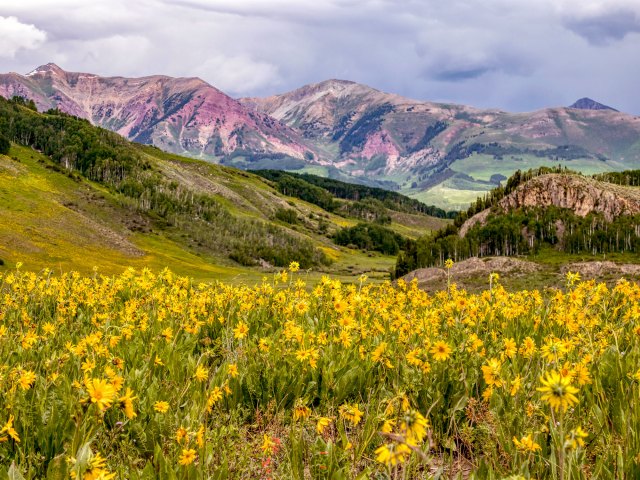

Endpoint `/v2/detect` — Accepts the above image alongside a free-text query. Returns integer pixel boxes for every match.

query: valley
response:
[0,96,448,282]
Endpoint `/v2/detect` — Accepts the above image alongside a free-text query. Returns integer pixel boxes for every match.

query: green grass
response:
[0,144,425,285]
[407,184,483,210]
[450,154,615,182]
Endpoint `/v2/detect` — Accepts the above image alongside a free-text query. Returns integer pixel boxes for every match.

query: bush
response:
[274,207,299,225]
[0,134,10,155]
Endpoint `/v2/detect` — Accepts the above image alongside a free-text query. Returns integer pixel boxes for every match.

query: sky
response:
[0,0,639,113]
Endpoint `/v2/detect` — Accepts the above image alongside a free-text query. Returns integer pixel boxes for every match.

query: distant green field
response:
[407,183,483,210]
[405,154,625,210]
[450,154,616,182]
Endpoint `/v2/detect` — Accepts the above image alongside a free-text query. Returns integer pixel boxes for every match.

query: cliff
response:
[460,174,640,237]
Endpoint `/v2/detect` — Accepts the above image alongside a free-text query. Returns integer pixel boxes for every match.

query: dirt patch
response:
[403,256,541,285]
[561,261,640,278]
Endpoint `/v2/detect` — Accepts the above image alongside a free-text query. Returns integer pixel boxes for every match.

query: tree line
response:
[252,169,456,218]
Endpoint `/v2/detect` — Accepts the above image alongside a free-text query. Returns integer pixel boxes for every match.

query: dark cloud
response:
[564,8,640,45]
[0,0,639,114]
[432,67,493,82]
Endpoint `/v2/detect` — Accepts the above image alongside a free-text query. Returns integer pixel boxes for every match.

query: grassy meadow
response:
[0,145,410,285]
[1,265,640,479]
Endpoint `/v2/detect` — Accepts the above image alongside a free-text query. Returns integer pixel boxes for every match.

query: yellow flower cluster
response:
[0,267,639,477]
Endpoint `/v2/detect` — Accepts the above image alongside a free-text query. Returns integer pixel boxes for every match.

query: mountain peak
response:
[26,63,66,77]
[569,97,618,112]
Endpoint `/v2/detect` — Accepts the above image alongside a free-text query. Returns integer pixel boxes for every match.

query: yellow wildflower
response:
[85,378,116,412]
[430,340,452,362]
[513,434,541,453]
[154,401,170,413]
[179,448,197,466]
[339,403,363,426]
[537,371,579,412]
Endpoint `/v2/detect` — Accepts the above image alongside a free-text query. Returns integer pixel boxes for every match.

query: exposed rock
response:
[242,80,640,186]
[569,97,618,112]
[4,65,640,195]
[561,261,640,278]
[460,174,640,237]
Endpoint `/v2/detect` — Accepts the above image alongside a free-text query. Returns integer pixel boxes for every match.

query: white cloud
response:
[0,0,639,113]
[0,16,46,58]
[193,55,281,94]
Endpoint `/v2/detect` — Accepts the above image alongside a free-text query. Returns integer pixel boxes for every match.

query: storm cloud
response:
[0,0,639,113]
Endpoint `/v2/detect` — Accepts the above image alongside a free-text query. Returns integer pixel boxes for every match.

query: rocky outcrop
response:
[560,261,640,278]
[460,174,640,237]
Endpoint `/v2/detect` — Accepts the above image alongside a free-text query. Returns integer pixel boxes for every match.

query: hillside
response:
[395,169,640,277]
[459,173,640,236]
[0,96,447,280]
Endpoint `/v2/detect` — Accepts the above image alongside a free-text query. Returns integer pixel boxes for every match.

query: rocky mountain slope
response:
[3,64,640,209]
[0,64,317,167]
[459,174,640,236]
[569,97,618,111]
[243,81,640,208]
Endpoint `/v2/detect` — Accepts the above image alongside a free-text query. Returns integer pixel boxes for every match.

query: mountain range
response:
[2,64,640,209]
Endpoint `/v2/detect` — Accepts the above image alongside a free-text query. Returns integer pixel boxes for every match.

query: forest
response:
[333,222,405,255]
[252,169,455,218]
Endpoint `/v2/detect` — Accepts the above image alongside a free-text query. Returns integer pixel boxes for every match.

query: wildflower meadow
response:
[1,264,640,479]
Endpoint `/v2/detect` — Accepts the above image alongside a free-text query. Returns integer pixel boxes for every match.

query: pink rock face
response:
[0,64,315,163]
[358,131,399,168]
[499,175,640,221]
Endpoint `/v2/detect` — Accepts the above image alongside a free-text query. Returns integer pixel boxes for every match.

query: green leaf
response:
[46,455,68,480]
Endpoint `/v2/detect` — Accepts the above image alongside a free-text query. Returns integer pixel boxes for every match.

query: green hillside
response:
[0,97,447,281]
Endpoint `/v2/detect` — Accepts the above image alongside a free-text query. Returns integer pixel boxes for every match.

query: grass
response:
[449,154,615,183]
[407,184,483,211]
[0,145,425,285]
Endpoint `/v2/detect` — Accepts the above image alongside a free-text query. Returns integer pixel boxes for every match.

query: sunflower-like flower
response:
[430,341,452,362]
[118,387,137,419]
[0,415,20,443]
[316,417,331,435]
[85,378,116,412]
[339,403,364,426]
[179,448,197,466]
[565,426,588,450]
[375,442,411,466]
[537,371,579,412]
[513,434,541,453]
[400,410,429,446]
[481,358,503,387]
